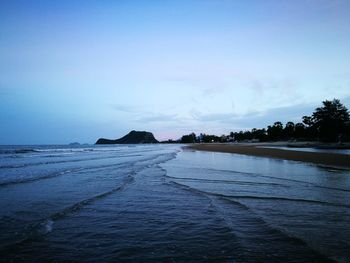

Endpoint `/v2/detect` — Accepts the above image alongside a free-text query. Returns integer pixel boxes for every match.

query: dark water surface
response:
[0,145,349,262]
[260,146,350,155]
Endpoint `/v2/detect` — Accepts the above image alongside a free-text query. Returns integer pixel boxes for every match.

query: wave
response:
[166,180,251,210]
[167,179,300,238]
[0,148,39,155]
[0,151,177,187]
[0,173,135,254]
[49,174,135,222]
[212,196,334,262]
[165,179,335,262]
[28,149,94,156]
[226,195,350,209]
[0,160,134,187]
[0,167,85,187]
[35,172,135,234]
[0,159,137,187]
[168,177,350,209]
[0,146,144,156]
[0,153,143,169]
[164,175,288,188]
[190,167,350,193]
[132,152,178,169]
[252,174,350,193]
[0,148,177,170]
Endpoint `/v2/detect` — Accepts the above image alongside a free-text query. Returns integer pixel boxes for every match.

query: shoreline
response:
[188,143,350,169]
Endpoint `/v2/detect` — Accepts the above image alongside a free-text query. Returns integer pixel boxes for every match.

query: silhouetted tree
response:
[197,133,221,143]
[294,123,306,139]
[312,99,349,142]
[267,121,284,140]
[177,98,349,143]
[284,122,295,139]
[302,115,318,139]
[302,116,314,127]
[251,128,267,141]
[181,132,197,143]
[343,121,350,141]
[233,131,243,141]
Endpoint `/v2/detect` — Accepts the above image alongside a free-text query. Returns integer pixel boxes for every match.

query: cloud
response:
[135,113,179,123]
[111,103,181,124]
[231,104,315,129]
[191,111,236,122]
[188,102,317,131]
[111,104,137,113]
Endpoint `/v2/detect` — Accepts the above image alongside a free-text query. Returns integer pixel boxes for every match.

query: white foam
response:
[39,219,54,235]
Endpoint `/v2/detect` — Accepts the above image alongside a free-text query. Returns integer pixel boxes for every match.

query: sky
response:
[1,0,350,144]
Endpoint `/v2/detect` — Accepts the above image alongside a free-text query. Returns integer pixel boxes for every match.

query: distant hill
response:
[96,130,159,144]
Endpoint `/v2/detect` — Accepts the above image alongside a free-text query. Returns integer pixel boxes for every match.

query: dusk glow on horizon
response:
[1,0,350,144]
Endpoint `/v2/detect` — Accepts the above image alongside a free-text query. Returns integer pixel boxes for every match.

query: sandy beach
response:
[189,143,350,169]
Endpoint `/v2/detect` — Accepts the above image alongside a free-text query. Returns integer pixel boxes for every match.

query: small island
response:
[95,130,159,144]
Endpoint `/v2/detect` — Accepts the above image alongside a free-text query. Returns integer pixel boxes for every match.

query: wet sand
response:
[189,144,350,169]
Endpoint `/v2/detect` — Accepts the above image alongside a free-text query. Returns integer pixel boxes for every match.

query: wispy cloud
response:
[188,102,317,131]
[111,104,138,113]
[135,113,179,123]
[111,104,181,124]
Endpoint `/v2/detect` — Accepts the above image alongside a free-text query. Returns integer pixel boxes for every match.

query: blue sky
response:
[1,0,350,144]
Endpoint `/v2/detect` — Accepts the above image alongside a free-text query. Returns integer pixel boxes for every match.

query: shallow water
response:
[0,144,349,262]
[260,146,350,155]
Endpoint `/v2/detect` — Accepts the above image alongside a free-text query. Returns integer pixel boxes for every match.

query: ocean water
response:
[0,144,349,262]
[259,146,350,155]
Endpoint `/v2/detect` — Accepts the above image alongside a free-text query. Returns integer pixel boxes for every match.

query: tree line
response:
[178,99,350,143]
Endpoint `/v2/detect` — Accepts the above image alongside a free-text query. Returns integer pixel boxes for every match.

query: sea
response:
[0,144,349,262]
